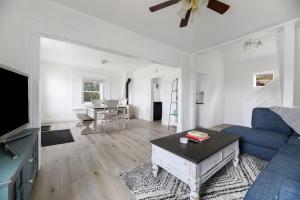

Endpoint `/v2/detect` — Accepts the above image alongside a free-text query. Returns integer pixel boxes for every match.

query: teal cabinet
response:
[0,129,39,200]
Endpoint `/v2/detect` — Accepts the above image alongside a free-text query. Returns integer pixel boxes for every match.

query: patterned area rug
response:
[120,155,268,200]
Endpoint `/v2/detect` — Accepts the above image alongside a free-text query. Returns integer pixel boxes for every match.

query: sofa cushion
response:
[251,108,293,136]
[286,133,300,146]
[245,170,292,200]
[278,144,300,157]
[279,179,300,200]
[222,125,288,150]
[266,153,300,181]
[241,142,277,161]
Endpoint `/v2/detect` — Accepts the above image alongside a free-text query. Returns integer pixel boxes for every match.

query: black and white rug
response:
[120,155,267,200]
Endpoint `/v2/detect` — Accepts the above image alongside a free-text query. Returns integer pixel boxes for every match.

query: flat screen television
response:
[0,64,29,143]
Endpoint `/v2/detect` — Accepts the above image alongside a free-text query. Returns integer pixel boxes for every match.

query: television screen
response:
[0,65,29,141]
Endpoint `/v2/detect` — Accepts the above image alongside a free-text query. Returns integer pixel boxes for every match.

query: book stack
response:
[186,130,210,142]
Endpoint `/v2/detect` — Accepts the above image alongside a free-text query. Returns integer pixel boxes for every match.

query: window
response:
[253,71,274,87]
[83,81,103,103]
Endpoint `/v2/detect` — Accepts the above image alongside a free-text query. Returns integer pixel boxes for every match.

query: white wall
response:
[222,34,281,126]
[0,0,29,73]
[193,50,225,128]
[295,26,300,106]
[132,64,181,128]
[41,61,74,122]
[40,60,123,123]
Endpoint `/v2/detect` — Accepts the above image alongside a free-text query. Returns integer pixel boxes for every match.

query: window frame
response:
[82,80,103,103]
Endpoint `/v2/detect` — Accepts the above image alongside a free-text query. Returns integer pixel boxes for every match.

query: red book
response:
[186,134,210,141]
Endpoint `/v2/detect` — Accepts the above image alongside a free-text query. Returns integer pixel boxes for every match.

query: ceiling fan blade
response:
[180,9,192,28]
[149,0,180,12]
[207,0,230,14]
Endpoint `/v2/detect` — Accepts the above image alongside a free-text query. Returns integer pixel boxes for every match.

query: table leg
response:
[189,180,200,200]
[233,149,239,168]
[152,163,159,178]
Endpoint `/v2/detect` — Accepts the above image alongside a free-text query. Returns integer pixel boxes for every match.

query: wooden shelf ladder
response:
[168,78,178,130]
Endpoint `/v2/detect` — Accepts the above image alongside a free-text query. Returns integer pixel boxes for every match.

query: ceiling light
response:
[243,39,263,52]
[178,0,208,19]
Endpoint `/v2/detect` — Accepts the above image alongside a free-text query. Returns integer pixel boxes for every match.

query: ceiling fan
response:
[149,0,230,28]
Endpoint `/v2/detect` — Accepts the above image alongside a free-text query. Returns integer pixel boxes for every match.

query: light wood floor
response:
[31,119,176,200]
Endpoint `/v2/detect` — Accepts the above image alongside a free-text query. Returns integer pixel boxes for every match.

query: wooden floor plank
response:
[31,119,175,200]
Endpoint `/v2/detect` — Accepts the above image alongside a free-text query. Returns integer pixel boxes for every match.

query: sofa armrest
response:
[279,179,300,200]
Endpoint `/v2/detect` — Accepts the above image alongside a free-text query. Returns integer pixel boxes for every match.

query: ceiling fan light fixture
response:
[181,0,193,10]
[179,0,208,21]
[191,9,201,22]
[192,0,200,9]
[178,7,188,19]
[149,0,230,28]
[199,0,209,7]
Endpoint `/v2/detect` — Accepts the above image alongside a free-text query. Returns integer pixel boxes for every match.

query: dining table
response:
[86,104,126,133]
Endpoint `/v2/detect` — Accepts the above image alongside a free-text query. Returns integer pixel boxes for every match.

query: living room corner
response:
[1,1,300,200]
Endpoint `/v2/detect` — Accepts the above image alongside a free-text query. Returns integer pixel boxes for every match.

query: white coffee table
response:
[151,129,239,200]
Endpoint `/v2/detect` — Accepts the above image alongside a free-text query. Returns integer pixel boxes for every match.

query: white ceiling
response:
[50,0,300,52]
[40,37,152,71]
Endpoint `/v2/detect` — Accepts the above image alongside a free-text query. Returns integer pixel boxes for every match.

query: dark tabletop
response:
[151,128,239,164]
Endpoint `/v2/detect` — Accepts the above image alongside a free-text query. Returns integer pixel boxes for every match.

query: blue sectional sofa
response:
[222,108,300,200]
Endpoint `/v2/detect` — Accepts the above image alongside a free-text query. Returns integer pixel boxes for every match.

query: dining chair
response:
[105,100,119,108]
[119,99,128,106]
[117,99,128,129]
[91,99,105,128]
[101,100,119,132]
[92,99,105,107]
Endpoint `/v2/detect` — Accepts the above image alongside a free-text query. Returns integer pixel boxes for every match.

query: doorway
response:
[195,73,209,128]
[151,77,163,122]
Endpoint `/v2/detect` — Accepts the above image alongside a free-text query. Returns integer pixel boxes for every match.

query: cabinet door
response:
[17,169,24,200]
[11,181,17,200]
[33,138,39,176]
[22,146,35,200]
[10,169,24,200]
[1,131,39,200]
[0,187,9,200]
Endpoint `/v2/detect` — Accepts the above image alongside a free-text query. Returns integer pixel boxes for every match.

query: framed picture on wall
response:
[196,91,204,104]
[254,71,274,87]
